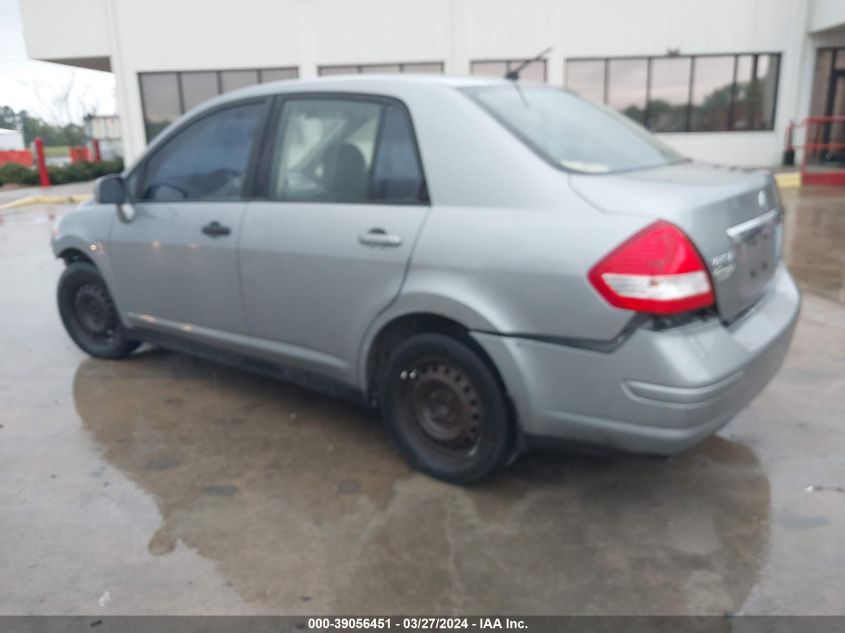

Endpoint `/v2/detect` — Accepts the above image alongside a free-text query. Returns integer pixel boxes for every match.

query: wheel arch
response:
[57,247,95,266]
[362,311,514,420]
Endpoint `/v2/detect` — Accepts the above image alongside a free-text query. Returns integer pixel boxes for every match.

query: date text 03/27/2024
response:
[307,617,528,630]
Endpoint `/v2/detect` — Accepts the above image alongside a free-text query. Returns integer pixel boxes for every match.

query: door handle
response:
[202,221,231,237]
[358,228,403,247]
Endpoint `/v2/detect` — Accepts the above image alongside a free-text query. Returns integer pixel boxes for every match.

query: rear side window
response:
[140,101,264,201]
[268,97,426,204]
[464,85,685,174]
[370,104,426,202]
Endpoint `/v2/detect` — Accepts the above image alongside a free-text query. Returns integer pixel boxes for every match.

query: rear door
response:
[240,95,429,381]
[110,99,268,338]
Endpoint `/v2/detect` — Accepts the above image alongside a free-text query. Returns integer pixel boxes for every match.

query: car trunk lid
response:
[569,162,783,321]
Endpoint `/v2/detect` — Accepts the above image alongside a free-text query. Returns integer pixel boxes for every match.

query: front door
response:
[110,100,268,339]
[240,95,430,382]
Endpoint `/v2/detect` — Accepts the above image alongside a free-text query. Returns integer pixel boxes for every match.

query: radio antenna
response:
[505,46,552,81]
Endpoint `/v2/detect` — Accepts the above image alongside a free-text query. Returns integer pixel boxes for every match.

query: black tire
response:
[57,262,140,359]
[379,333,513,484]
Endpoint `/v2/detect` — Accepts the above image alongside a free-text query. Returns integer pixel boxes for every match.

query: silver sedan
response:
[52,75,800,483]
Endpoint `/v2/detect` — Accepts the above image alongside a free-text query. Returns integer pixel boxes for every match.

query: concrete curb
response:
[0,193,92,211]
[775,172,802,188]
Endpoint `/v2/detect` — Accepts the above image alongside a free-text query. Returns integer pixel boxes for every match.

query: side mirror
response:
[94,174,126,205]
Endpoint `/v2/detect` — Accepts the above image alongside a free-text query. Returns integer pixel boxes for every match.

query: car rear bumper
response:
[472,264,800,455]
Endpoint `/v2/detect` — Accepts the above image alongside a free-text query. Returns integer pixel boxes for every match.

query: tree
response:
[0,105,85,146]
[0,106,17,130]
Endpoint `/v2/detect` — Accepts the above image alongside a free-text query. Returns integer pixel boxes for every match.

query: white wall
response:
[0,129,25,151]
[21,0,820,165]
[810,0,845,33]
[85,115,121,140]
[20,0,110,66]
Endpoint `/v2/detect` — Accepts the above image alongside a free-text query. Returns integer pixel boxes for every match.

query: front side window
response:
[269,98,425,204]
[465,85,684,174]
[140,101,265,202]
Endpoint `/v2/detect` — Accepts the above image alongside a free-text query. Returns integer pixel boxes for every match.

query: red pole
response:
[34,137,50,187]
[92,139,102,163]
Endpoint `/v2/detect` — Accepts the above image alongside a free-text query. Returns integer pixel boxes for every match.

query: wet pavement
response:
[0,180,95,205]
[781,187,845,304]
[1,189,844,615]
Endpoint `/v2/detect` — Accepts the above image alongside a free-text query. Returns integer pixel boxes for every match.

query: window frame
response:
[253,92,430,206]
[565,52,781,134]
[138,66,299,142]
[128,97,273,204]
[316,62,445,76]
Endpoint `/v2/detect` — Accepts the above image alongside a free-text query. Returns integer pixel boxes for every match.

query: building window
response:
[566,59,605,103]
[607,58,648,125]
[139,74,181,143]
[220,70,260,93]
[139,67,298,142]
[470,59,547,82]
[317,62,444,76]
[690,55,734,131]
[180,72,219,112]
[566,53,780,133]
[648,57,691,132]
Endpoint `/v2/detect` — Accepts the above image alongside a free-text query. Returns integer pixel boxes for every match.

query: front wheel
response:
[57,262,140,359]
[379,333,513,484]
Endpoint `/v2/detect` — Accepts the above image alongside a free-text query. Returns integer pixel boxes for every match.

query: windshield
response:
[464,85,685,174]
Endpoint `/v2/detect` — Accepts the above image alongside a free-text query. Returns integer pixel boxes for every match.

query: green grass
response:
[43,145,71,158]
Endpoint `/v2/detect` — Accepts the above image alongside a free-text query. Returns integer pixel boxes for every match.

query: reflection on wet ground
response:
[782,186,845,304]
[1,199,844,615]
[72,352,769,614]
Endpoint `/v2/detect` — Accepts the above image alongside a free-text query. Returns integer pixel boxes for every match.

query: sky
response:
[0,0,116,124]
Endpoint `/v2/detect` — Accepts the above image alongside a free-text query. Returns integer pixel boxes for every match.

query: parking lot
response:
[1,187,843,615]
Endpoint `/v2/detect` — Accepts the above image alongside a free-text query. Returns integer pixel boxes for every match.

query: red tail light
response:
[588,221,715,315]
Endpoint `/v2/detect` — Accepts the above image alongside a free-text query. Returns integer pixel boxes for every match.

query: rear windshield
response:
[464,85,685,174]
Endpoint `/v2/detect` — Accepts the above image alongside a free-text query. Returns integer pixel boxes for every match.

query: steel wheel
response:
[57,261,139,359]
[401,356,484,459]
[72,282,118,342]
[380,333,514,483]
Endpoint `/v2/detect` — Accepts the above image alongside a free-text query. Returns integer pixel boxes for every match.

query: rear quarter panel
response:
[355,82,659,388]
[399,201,647,341]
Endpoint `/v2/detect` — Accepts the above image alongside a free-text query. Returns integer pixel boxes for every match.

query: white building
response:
[18,0,845,166]
[84,113,123,160]
[0,128,25,151]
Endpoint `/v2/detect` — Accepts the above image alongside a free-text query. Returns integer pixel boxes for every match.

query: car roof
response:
[212,73,522,103]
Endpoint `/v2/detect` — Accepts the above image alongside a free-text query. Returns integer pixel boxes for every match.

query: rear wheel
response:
[57,262,139,359]
[380,333,513,484]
